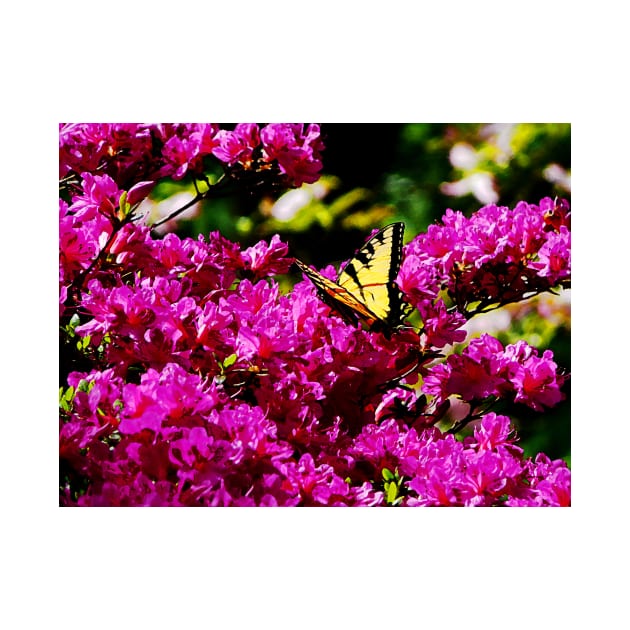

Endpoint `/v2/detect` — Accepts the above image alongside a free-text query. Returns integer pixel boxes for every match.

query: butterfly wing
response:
[294,222,412,332]
[336,223,411,329]
[294,258,381,327]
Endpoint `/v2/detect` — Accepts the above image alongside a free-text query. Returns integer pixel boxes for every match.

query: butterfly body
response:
[294,223,411,334]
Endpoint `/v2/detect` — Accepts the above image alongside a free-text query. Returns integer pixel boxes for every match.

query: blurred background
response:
[142,123,571,463]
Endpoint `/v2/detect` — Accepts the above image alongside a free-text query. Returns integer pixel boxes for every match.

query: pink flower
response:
[508,348,565,411]
[71,172,122,221]
[241,233,291,277]
[161,135,198,180]
[469,413,518,452]
[260,123,324,186]
[212,123,261,165]
[277,454,355,506]
[417,299,467,349]
[533,226,571,284]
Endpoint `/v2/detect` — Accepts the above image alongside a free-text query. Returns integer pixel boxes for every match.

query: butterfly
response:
[294,222,412,334]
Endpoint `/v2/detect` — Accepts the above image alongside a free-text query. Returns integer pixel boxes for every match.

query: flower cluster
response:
[213,123,325,187]
[59,123,324,193]
[398,197,571,323]
[59,125,570,507]
[422,334,566,412]
[349,413,570,506]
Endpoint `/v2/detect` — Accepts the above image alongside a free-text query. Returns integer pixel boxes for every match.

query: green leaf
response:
[223,353,238,369]
[382,468,395,482]
[76,378,93,393]
[77,334,91,351]
[118,190,131,217]
[386,481,399,504]
[69,313,81,329]
[59,386,75,411]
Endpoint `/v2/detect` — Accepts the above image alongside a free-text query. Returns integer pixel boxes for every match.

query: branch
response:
[446,398,497,434]
[150,173,229,230]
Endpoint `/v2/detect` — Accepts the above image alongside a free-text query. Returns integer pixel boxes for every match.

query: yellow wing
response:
[294,223,411,332]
